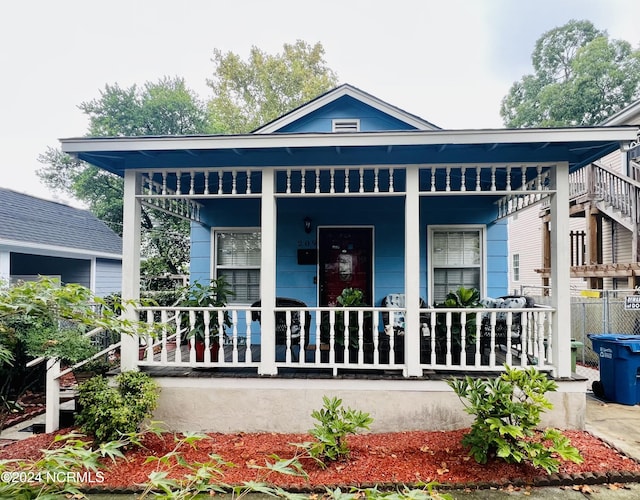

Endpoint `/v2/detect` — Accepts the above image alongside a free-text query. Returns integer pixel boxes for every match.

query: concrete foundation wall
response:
[151,377,587,433]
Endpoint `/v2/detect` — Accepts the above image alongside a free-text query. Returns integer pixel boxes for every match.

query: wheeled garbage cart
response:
[588,334,640,405]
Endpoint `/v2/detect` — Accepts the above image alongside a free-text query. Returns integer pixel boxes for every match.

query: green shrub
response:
[448,365,583,473]
[0,431,126,499]
[303,396,373,463]
[76,371,159,443]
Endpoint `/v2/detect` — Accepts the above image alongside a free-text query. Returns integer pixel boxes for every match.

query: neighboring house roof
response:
[0,187,122,259]
[252,83,441,134]
[602,98,640,126]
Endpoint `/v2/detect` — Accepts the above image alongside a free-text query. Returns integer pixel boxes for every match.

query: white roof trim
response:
[602,99,640,126]
[61,127,639,154]
[0,238,122,260]
[252,84,439,134]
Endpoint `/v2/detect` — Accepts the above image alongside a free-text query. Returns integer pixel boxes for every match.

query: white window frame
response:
[512,253,520,282]
[211,227,261,305]
[428,225,486,303]
[332,119,360,132]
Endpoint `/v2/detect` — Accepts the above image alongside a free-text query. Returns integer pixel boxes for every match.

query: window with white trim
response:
[512,253,520,282]
[214,230,261,304]
[430,227,482,303]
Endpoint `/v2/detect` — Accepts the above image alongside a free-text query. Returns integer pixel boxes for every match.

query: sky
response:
[1,0,639,206]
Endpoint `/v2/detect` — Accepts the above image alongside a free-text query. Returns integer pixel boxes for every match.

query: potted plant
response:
[176,278,233,362]
[434,286,481,364]
[321,288,372,363]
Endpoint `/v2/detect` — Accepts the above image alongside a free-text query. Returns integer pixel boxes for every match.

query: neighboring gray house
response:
[0,187,122,297]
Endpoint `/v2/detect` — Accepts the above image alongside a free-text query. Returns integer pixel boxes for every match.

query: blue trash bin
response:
[588,334,640,405]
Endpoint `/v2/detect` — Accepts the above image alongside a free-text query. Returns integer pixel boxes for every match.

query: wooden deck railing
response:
[134,304,555,375]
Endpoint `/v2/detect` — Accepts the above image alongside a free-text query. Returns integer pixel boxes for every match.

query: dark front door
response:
[318,227,373,306]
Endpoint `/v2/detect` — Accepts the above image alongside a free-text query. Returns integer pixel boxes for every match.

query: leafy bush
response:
[76,371,159,443]
[303,396,373,463]
[448,365,583,473]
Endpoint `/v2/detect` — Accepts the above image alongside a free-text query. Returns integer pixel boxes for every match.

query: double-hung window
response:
[512,253,520,282]
[430,227,483,303]
[214,229,261,304]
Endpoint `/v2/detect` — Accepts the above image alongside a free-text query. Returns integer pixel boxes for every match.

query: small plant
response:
[0,431,126,499]
[76,370,160,443]
[448,365,583,473]
[302,395,373,463]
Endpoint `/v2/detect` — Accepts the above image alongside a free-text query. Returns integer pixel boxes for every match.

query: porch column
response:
[0,250,9,283]
[259,168,277,375]
[550,161,571,378]
[121,170,142,371]
[404,165,421,377]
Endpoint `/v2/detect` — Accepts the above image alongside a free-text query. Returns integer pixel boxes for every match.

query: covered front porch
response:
[126,161,561,378]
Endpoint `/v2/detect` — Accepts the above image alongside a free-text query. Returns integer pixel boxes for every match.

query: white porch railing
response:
[134,304,556,375]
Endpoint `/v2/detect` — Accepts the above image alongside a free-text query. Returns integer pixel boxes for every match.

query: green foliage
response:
[501,19,640,127]
[434,286,481,352]
[302,396,373,464]
[322,483,453,500]
[75,371,160,444]
[176,278,233,341]
[207,40,338,133]
[80,77,210,137]
[448,365,583,473]
[0,431,127,499]
[0,277,149,429]
[321,288,371,347]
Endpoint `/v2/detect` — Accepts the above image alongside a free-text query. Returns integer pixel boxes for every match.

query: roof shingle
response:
[0,187,122,256]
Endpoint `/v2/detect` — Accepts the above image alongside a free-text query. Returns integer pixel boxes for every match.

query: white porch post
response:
[259,168,277,375]
[405,165,422,377]
[44,358,60,433]
[550,161,571,378]
[121,170,142,371]
[0,250,9,283]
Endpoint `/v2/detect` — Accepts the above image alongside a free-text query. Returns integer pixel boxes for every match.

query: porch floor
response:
[135,344,578,381]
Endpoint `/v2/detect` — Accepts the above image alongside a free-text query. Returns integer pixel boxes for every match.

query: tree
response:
[207,40,339,133]
[501,20,640,127]
[38,42,339,278]
[38,77,210,275]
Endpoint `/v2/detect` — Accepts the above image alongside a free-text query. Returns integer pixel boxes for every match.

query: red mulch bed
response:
[1,428,640,492]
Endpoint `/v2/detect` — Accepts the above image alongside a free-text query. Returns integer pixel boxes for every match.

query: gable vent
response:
[332,119,360,132]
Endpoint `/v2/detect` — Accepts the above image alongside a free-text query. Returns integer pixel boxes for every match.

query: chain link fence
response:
[519,286,640,389]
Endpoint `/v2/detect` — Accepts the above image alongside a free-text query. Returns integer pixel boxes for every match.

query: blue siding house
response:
[60,84,638,434]
[0,187,122,297]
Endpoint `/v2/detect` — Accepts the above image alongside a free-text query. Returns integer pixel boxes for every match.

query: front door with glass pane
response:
[318,227,373,306]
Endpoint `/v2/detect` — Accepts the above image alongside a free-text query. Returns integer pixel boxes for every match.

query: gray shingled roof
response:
[0,187,122,256]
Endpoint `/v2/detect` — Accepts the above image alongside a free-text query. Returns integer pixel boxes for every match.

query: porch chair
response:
[479,295,536,357]
[380,293,430,363]
[250,297,311,347]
